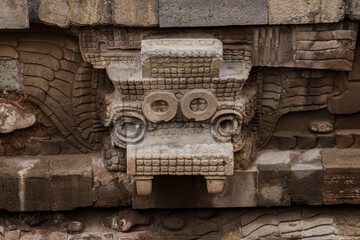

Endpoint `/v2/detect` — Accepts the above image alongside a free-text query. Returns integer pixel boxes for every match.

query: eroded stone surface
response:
[112,0,158,26]
[39,0,70,28]
[69,0,110,26]
[290,149,323,205]
[0,0,353,29]
[0,60,21,91]
[322,149,360,204]
[0,154,93,212]
[268,0,344,24]
[35,0,158,27]
[346,0,360,20]
[0,0,29,29]
[257,151,291,206]
[0,104,36,134]
[159,0,268,27]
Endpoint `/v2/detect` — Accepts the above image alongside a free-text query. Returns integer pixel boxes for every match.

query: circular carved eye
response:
[143,92,178,123]
[190,98,208,112]
[181,90,217,121]
[113,112,146,148]
[211,110,243,142]
[151,100,169,113]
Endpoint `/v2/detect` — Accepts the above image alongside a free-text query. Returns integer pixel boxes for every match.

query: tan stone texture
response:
[69,0,110,26]
[37,0,157,27]
[0,0,29,29]
[159,0,268,27]
[268,0,344,24]
[112,0,158,26]
[39,0,70,28]
[346,0,360,20]
[92,156,132,208]
[0,60,21,91]
[0,154,94,211]
[322,149,360,205]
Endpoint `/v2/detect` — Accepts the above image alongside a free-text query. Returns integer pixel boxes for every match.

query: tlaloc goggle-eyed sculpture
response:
[80,28,256,195]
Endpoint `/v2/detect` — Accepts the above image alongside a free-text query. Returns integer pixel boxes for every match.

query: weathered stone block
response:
[0,0,29,29]
[317,133,335,148]
[0,60,22,91]
[290,149,323,205]
[22,158,52,211]
[268,0,344,25]
[49,154,93,211]
[335,130,354,148]
[38,0,70,28]
[0,154,94,212]
[26,0,158,27]
[159,0,268,27]
[198,167,258,208]
[322,149,360,204]
[0,160,21,212]
[0,157,51,212]
[112,0,158,27]
[257,151,291,207]
[69,0,110,26]
[346,0,360,20]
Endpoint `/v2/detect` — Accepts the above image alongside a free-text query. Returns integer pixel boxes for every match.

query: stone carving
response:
[0,18,359,209]
[252,67,339,148]
[0,31,107,155]
[252,22,358,71]
[3,206,360,239]
[78,22,360,195]
[80,28,256,195]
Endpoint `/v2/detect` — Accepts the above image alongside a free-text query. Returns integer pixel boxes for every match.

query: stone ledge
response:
[322,149,360,204]
[0,0,348,29]
[0,154,94,211]
[2,149,360,211]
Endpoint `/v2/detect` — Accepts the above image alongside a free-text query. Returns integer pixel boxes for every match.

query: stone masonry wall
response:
[2,0,360,29]
[2,0,360,213]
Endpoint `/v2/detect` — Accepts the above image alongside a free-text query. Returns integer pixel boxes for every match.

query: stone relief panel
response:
[0,20,359,200]
[80,31,257,195]
[78,22,359,196]
[0,29,107,156]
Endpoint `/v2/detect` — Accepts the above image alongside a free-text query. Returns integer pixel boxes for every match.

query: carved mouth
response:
[126,137,234,177]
